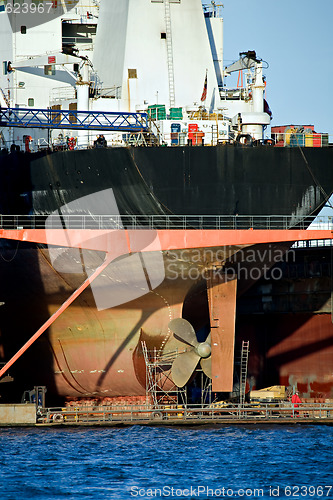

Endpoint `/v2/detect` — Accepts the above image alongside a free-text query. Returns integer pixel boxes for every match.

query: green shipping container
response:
[169,107,183,119]
[148,104,166,120]
[322,134,329,147]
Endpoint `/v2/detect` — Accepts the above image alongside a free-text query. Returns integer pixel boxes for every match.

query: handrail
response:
[40,402,333,424]
[0,214,332,231]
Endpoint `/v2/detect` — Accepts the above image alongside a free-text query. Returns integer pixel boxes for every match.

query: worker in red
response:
[291,391,302,416]
[25,135,32,153]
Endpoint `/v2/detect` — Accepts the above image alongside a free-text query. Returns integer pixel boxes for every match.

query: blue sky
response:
[211,0,333,137]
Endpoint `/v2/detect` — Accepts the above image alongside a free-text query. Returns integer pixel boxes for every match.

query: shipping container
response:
[148,104,166,120]
[171,123,181,145]
[170,107,183,119]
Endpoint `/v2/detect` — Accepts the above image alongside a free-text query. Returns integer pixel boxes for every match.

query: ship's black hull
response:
[132,145,333,216]
[0,144,332,218]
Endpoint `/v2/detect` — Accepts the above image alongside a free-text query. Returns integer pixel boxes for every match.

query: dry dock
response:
[1,403,333,427]
[0,404,37,425]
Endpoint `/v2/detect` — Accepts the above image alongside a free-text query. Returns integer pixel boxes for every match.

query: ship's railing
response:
[49,86,76,102]
[220,88,249,101]
[0,214,332,231]
[293,238,333,248]
[39,402,333,425]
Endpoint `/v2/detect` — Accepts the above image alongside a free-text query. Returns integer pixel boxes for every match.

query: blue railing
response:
[0,107,149,132]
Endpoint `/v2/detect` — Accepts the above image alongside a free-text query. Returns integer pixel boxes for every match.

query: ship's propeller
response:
[169,318,212,387]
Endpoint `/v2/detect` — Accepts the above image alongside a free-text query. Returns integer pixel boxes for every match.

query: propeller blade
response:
[171,350,201,387]
[168,318,199,348]
[200,356,212,379]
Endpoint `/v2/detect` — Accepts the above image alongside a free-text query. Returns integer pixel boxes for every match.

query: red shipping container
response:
[188,123,199,143]
[188,123,198,132]
[313,134,322,147]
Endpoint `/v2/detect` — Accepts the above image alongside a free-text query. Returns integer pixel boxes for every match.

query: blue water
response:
[0,425,332,499]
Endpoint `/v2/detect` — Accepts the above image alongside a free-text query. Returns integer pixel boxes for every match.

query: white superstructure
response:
[92,0,221,113]
[0,0,271,150]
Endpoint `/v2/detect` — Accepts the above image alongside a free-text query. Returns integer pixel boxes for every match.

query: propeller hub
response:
[196,342,211,358]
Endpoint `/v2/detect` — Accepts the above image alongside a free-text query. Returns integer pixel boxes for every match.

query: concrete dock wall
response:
[0,404,36,424]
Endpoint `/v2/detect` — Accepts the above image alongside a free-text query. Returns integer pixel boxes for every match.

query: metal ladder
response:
[212,124,218,146]
[164,0,176,108]
[239,341,250,406]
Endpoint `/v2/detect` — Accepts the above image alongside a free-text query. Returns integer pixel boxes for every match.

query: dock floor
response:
[1,403,333,427]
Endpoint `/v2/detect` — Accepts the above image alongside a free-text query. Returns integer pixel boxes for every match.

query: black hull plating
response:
[0,144,332,217]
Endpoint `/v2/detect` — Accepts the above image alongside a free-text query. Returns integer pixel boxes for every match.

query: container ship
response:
[0,0,332,404]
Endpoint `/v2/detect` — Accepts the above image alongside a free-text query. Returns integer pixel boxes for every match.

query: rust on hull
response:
[0,226,333,402]
[207,271,237,392]
[0,237,248,398]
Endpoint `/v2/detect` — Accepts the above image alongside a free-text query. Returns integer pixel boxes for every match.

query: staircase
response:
[164,0,175,108]
[239,341,250,406]
[0,87,10,107]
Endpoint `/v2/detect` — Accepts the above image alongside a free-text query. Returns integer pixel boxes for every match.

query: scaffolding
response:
[141,341,212,409]
[142,341,186,407]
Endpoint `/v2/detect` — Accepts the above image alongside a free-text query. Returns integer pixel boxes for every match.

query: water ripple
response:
[0,426,332,499]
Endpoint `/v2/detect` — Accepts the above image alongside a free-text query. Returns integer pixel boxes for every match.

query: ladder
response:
[239,340,249,406]
[164,0,176,108]
[212,124,218,146]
